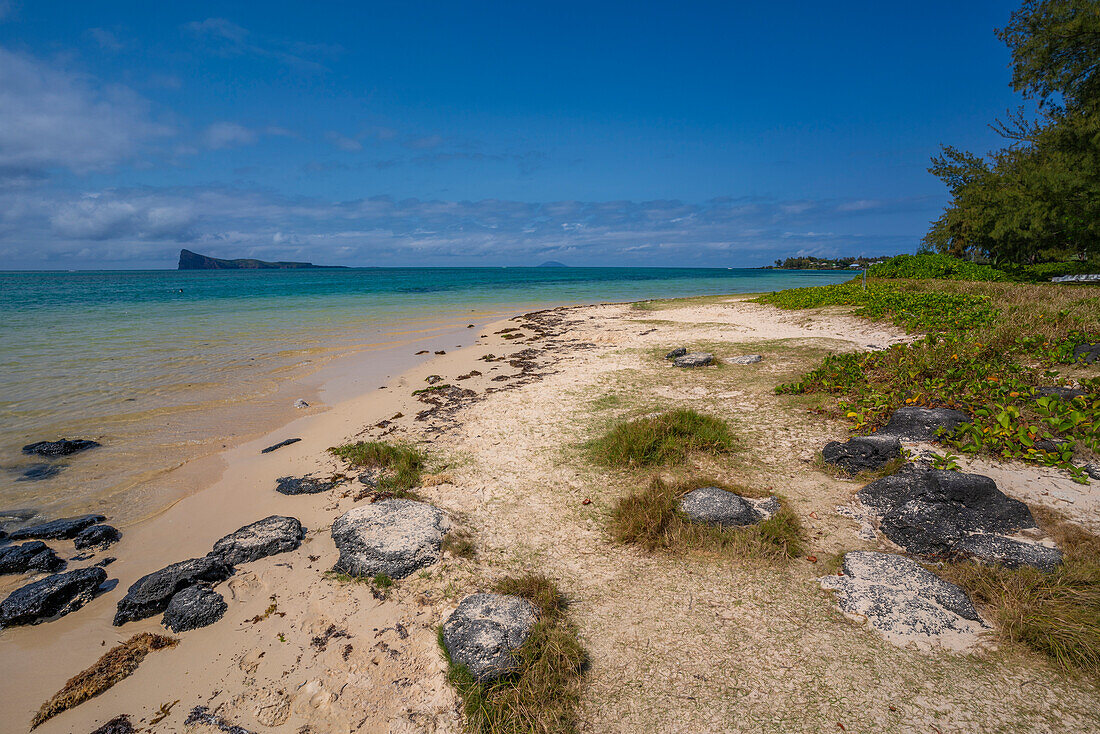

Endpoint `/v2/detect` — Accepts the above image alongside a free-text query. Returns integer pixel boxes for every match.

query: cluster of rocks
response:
[113,515,305,632]
[17,438,101,483]
[677,486,780,527]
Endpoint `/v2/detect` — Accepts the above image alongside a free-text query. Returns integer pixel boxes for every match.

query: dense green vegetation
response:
[327,440,426,493]
[924,0,1099,265]
[586,409,736,468]
[440,574,587,734]
[756,279,1099,479]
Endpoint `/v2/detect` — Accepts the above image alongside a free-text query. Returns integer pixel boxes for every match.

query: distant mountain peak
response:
[537,260,568,268]
[177,249,345,270]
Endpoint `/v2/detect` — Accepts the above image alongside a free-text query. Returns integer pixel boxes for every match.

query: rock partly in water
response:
[331,500,450,579]
[8,514,107,541]
[210,515,305,565]
[21,439,101,457]
[442,593,538,682]
[822,435,902,474]
[74,524,122,550]
[664,347,687,360]
[275,475,338,495]
[1072,342,1100,364]
[727,354,763,364]
[113,555,233,625]
[162,584,227,632]
[17,463,63,481]
[0,541,66,575]
[260,437,301,454]
[0,567,107,627]
[880,406,971,441]
[678,486,774,527]
[672,352,715,368]
[820,551,984,648]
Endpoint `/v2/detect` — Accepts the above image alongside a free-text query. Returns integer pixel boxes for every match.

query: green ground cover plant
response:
[328,440,426,493]
[586,409,736,468]
[440,574,587,734]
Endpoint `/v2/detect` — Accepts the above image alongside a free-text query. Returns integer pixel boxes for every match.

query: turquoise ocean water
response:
[0,267,852,523]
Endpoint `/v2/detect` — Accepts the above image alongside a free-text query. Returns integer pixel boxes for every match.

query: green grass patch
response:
[586,409,735,468]
[936,507,1100,677]
[442,528,477,559]
[327,440,426,493]
[440,573,587,734]
[609,476,805,561]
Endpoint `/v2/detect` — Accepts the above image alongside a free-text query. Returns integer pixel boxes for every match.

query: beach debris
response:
[9,514,107,541]
[95,557,117,567]
[727,354,764,364]
[878,406,971,441]
[467,323,475,328]
[442,593,538,682]
[260,437,301,454]
[672,352,715,368]
[184,706,257,734]
[434,350,446,354]
[822,435,902,474]
[664,347,687,360]
[17,463,63,481]
[210,515,305,565]
[331,499,450,579]
[0,567,108,627]
[88,714,136,734]
[293,399,309,409]
[162,584,227,632]
[113,555,233,625]
[22,439,101,458]
[74,524,122,551]
[0,541,66,575]
[1072,342,1100,364]
[677,486,779,527]
[455,369,482,380]
[275,474,339,495]
[426,374,444,384]
[31,633,178,729]
[858,466,1062,570]
[820,551,985,648]
[416,349,430,355]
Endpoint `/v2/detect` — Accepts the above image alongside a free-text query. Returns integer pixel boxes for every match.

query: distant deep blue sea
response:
[0,267,851,522]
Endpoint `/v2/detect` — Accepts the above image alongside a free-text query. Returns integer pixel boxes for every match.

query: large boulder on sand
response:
[331,500,450,579]
[0,541,66,575]
[162,584,227,632]
[9,514,107,541]
[0,567,107,627]
[879,406,970,441]
[820,551,983,646]
[442,593,538,681]
[210,515,305,566]
[822,435,902,474]
[672,353,715,368]
[678,486,769,527]
[114,555,233,625]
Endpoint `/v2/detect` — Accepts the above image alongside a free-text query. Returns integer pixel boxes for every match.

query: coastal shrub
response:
[440,573,587,734]
[866,253,1011,282]
[936,507,1100,676]
[32,633,178,729]
[761,279,1100,479]
[328,440,425,493]
[609,477,804,561]
[587,409,735,468]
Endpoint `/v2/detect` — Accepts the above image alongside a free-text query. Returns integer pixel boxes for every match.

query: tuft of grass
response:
[609,476,804,561]
[32,633,178,728]
[587,409,735,468]
[328,440,426,493]
[372,573,394,588]
[440,573,587,734]
[443,528,477,559]
[937,507,1100,676]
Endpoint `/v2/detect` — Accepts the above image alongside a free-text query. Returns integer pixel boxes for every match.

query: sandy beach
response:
[3,293,1099,734]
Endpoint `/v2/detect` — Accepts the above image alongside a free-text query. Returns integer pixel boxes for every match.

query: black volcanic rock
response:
[210,515,304,565]
[177,248,345,270]
[113,556,233,625]
[0,567,107,626]
[0,541,66,575]
[22,439,100,457]
[162,584,227,632]
[880,407,971,441]
[822,435,902,474]
[9,514,107,541]
[74,524,122,550]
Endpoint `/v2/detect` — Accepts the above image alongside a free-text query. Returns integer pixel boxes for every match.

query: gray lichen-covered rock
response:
[678,486,771,527]
[1073,342,1100,364]
[442,593,538,682]
[672,352,715,368]
[74,524,121,550]
[8,514,107,541]
[664,347,687,360]
[21,438,101,457]
[275,475,338,495]
[0,541,66,575]
[0,567,107,627]
[162,584,227,632]
[727,354,763,364]
[820,551,983,646]
[954,533,1063,571]
[822,435,902,474]
[210,515,305,566]
[331,500,450,579]
[113,555,233,625]
[1034,386,1087,400]
[879,406,971,441]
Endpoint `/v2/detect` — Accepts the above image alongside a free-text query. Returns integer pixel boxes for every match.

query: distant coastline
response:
[765,255,888,271]
[177,248,347,270]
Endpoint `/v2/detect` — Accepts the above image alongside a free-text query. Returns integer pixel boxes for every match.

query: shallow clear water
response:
[0,267,851,523]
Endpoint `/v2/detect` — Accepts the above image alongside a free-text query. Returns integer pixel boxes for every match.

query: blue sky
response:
[0,1,1026,268]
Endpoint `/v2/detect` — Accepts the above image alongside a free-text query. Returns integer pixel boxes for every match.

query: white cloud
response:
[87,28,124,51]
[183,17,341,72]
[325,131,362,152]
[202,122,258,149]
